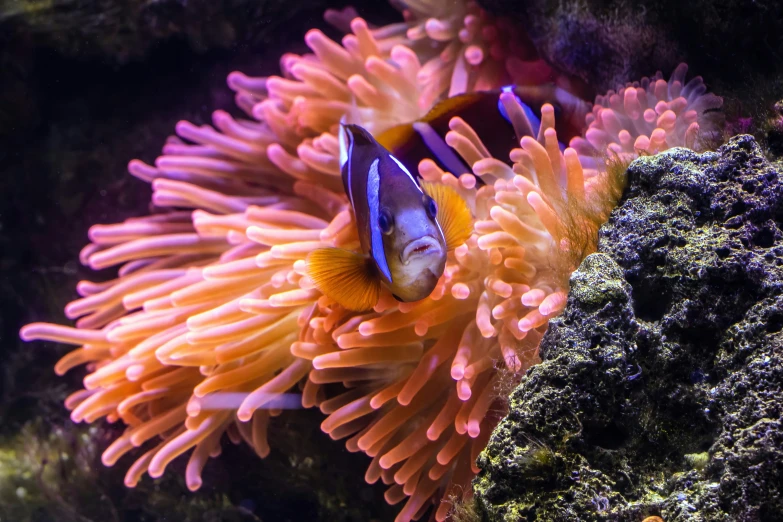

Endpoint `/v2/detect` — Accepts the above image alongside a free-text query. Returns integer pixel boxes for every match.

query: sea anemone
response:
[229,0,574,142]
[322,0,570,112]
[18,1,542,512]
[570,63,724,177]
[299,99,627,520]
[18,176,336,490]
[19,1,724,520]
[17,11,404,492]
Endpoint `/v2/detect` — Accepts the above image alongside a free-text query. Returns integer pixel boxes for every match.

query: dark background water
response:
[0,1,400,520]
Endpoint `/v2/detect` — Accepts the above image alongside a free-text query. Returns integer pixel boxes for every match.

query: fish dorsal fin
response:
[376,123,416,152]
[422,92,483,123]
[343,122,377,146]
[421,181,473,251]
[306,248,381,311]
[376,93,484,162]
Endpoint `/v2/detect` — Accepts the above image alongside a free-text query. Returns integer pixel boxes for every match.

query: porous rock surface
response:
[473,135,783,521]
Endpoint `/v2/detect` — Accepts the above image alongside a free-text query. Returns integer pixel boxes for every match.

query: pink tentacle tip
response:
[19,324,36,341]
[350,17,368,34]
[187,476,203,492]
[226,71,244,89]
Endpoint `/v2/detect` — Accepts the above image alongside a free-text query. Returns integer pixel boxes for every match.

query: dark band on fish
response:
[412,121,472,177]
[376,85,580,181]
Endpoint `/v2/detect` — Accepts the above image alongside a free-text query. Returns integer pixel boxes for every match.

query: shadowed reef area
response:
[478,0,783,95]
[473,136,783,521]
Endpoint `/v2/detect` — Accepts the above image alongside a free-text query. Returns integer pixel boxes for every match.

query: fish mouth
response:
[401,236,441,264]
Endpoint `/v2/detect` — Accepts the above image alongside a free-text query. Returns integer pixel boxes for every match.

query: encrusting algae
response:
[19,0,724,520]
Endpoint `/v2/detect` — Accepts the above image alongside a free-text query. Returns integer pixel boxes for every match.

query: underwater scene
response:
[2,0,783,520]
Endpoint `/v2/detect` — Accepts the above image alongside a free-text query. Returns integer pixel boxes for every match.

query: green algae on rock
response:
[473,135,783,521]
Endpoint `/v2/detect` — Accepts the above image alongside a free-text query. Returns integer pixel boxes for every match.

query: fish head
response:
[377,162,447,301]
[307,122,472,312]
[339,122,448,303]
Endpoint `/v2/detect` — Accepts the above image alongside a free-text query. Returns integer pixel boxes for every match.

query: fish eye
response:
[378,210,394,235]
[424,195,437,219]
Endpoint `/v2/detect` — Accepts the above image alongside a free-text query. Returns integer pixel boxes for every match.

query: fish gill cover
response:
[15,0,727,520]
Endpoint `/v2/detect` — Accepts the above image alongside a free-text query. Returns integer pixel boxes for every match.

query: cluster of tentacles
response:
[20,1,723,520]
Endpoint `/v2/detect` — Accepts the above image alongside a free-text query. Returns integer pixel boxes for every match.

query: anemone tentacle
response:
[570,63,725,177]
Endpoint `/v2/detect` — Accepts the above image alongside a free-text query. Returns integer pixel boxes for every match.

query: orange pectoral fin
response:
[421,181,473,251]
[306,248,381,311]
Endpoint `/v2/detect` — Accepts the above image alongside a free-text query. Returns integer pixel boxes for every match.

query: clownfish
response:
[306,123,472,311]
[376,84,590,179]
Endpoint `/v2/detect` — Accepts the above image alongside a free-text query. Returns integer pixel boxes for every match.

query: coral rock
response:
[473,135,783,520]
